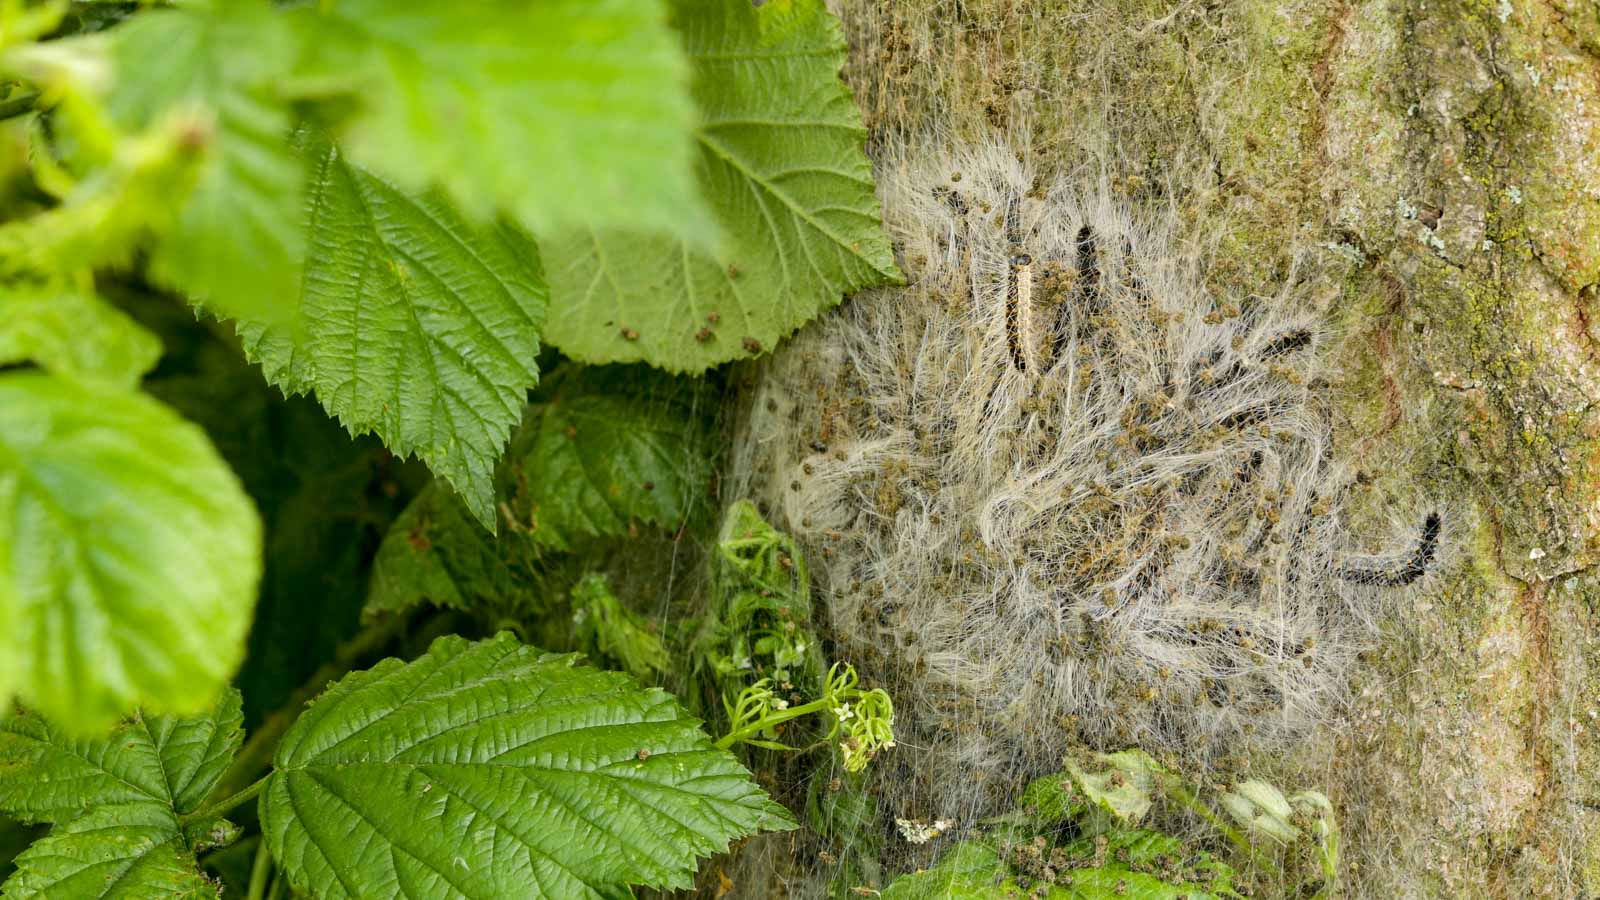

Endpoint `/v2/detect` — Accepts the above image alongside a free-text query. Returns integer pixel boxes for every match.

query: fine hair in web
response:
[724,130,1443,879]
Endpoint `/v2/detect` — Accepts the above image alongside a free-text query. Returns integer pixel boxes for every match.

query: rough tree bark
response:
[722,1,1599,896]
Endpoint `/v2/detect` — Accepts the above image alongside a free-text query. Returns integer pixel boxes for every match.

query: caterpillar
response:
[1043,224,1102,370]
[1262,328,1314,358]
[1075,225,1102,314]
[736,134,1455,889]
[1005,252,1034,372]
[1336,512,1442,586]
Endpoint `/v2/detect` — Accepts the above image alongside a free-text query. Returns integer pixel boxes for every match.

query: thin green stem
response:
[181,775,269,826]
[715,695,835,750]
[245,838,272,900]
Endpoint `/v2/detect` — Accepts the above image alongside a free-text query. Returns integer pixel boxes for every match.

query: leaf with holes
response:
[878,842,1008,900]
[539,0,901,372]
[0,373,261,731]
[0,690,244,898]
[238,131,546,530]
[286,0,709,242]
[260,632,794,900]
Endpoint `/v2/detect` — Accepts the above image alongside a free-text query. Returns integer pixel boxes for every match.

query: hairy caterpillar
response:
[1005,252,1033,372]
[1043,224,1102,369]
[1337,512,1442,586]
[1262,328,1314,358]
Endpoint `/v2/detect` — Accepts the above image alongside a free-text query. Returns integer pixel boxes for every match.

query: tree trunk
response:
[724,1,1600,895]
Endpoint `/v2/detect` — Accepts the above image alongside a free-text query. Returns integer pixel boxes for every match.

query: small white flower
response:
[895,817,954,844]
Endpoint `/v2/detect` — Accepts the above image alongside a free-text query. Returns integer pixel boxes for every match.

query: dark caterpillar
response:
[1261,328,1313,358]
[1006,253,1033,372]
[1043,224,1102,370]
[1336,512,1441,587]
[1075,225,1101,309]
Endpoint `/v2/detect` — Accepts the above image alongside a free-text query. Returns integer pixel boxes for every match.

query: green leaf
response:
[0,373,261,730]
[365,480,517,615]
[1018,770,1087,827]
[0,286,160,387]
[1051,868,1240,900]
[1,805,217,899]
[103,1,303,321]
[880,833,1243,900]
[289,0,708,241]
[879,841,1005,899]
[261,632,794,900]
[0,690,244,898]
[500,366,717,551]
[365,365,718,616]
[238,132,547,530]
[571,574,672,683]
[1051,830,1243,900]
[540,0,902,372]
